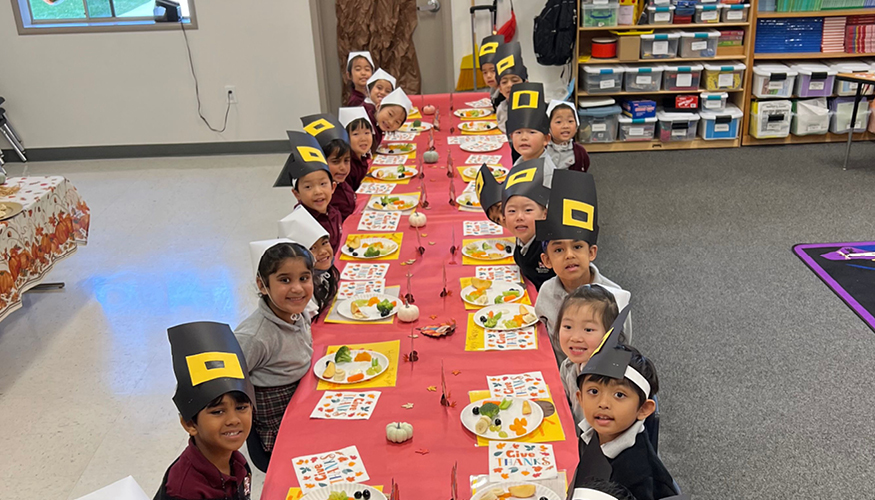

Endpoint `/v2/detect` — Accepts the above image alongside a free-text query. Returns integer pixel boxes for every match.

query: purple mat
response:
[794,242,875,333]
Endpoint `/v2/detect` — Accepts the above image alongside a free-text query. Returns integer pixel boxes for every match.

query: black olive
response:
[479,316,487,322]
[540,497,548,500]
[352,251,359,256]
[466,201,473,206]
[348,247,354,252]
[505,247,512,254]
[354,492,362,499]
[473,406,480,415]
[381,310,389,317]
[363,491,371,500]
[494,418,501,426]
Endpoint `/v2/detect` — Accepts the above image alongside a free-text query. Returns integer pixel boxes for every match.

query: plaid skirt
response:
[254,381,299,453]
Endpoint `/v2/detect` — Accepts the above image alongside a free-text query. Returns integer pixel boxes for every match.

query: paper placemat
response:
[309,391,381,420]
[357,211,401,231]
[485,327,538,351]
[338,233,404,261]
[325,286,400,325]
[469,390,566,446]
[488,442,557,482]
[316,340,401,390]
[356,182,396,195]
[475,265,522,283]
[464,220,505,236]
[462,237,515,265]
[291,445,369,492]
[384,131,417,141]
[287,486,384,500]
[340,262,390,281]
[465,154,503,165]
[487,371,550,399]
[459,277,531,311]
[337,280,385,300]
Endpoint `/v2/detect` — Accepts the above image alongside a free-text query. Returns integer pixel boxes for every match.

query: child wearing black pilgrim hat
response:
[301,113,356,222]
[339,106,374,191]
[507,82,557,169]
[159,321,256,500]
[476,163,505,228]
[346,51,375,107]
[493,41,528,137]
[571,306,680,500]
[546,100,590,172]
[364,86,413,153]
[501,157,556,290]
[365,68,396,107]
[533,169,631,367]
[275,132,343,254]
[477,34,505,110]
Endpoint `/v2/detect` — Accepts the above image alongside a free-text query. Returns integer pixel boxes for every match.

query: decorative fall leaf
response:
[429,241,436,245]
[402,403,414,409]
[429,315,438,319]
[452,370,461,376]
[421,233,427,237]
[415,449,429,455]
[427,386,437,392]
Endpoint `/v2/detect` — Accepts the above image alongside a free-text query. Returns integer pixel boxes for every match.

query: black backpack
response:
[533,0,578,66]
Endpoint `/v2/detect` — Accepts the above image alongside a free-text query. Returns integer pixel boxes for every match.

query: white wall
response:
[0,0,322,149]
[451,0,569,101]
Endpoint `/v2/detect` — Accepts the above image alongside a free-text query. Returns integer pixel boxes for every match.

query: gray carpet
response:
[589,142,875,499]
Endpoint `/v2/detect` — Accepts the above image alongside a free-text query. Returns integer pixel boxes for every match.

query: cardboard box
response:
[618,35,641,61]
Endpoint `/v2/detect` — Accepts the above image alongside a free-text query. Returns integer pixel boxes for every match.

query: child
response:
[278,206,339,322]
[301,113,356,221]
[546,100,590,172]
[365,68,396,107]
[534,169,631,364]
[160,321,256,499]
[492,41,528,135]
[346,51,375,107]
[554,284,620,424]
[274,132,343,254]
[573,306,679,500]
[235,239,315,462]
[477,34,505,109]
[501,157,555,290]
[365,87,412,152]
[570,478,637,500]
[476,163,504,227]
[507,82,556,172]
[339,106,374,191]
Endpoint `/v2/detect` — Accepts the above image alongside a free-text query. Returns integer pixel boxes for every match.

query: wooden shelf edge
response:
[579,22,751,31]
[586,138,740,152]
[742,131,875,145]
[756,8,875,18]
[580,55,746,64]
[754,52,875,59]
[580,88,745,96]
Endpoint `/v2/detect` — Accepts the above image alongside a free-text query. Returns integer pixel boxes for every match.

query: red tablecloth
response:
[261,93,578,500]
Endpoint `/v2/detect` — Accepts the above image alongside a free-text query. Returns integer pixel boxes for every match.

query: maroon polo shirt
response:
[330,181,357,221]
[347,86,366,107]
[572,142,591,173]
[302,203,343,255]
[164,437,251,500]
[348,154,370,191]
[364,103,384,154]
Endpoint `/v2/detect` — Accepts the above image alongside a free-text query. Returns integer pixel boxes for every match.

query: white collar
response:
[578,418,645,459]
[518,236,536,255]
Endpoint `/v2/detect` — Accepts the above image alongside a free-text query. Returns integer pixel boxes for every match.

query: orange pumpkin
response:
[0,271,14,296]
[18,249,31,271]
[8,254,21,281]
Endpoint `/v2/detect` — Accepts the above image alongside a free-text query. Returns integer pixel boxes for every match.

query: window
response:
[12,0,197,34]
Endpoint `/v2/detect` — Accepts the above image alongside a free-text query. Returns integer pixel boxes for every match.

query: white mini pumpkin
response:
[386,422,414,443]
[423,149,440,164]
[397,303,420,323]
[408,212,427,228]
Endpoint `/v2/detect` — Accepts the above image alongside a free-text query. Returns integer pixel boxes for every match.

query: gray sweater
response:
[234,299,314,387]
[560,358,584,425]
[533,264,632,366]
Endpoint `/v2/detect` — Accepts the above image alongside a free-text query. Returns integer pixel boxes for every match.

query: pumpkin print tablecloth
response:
[0,176,90,322]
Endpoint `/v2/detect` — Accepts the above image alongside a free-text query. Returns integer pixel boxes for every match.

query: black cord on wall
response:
[181,22,231,133]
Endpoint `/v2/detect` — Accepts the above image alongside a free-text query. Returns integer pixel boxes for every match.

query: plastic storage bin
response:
[656,110,700,141]
[703,63,746,90]
[791,63,837,97]
[663,64,704,90]
[750,100,792,138]
[623,65,663,92]
[700,91,729,110]
[698,103,743,140]
[582,4,619,27]
[678,30,720,58]
[640,32,680,59]
[722,4,749,22]
[618,115,657,141]
[828,61,875,96]
[791,98,829,136]
[752,64,797,98]
[645,5,675,24]
[830,96,870,133]
[583,65,625,94]
[695,5,723,23]
[578,98,621,143]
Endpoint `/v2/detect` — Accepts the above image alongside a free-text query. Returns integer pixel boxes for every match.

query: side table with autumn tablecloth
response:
[0,176,90,322]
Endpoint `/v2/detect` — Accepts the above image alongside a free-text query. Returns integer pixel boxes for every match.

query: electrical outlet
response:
[225,86,238,104]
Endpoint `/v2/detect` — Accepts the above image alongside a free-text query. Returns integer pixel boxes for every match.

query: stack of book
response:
[845,14,875,52]
[756,18,825,52]
[823,16,847,52]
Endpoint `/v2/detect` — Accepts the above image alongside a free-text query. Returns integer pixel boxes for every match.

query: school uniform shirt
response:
[577,420,678,500]
[234,299,313,388]
[560,358,584,425]
[496,100,508,133]
[301,203,343,258]
[546,141,590,172]
[330,181,357,221]
[512,149,555,188]
[513,237,554,291]
[348,154,370,191]
[347,86,366,107]
[160,437,251,500]
[364,103,384,153]
[491,87,505,110]
[534,265,631,366]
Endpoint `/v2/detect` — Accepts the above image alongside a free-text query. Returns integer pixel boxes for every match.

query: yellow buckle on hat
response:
[476,171,485,196]
[512,90,539,110]
[506,167,536,188]
[303,118,335,137]
[297,146,327,164]
[496,54,515,76]
[562,199,595,231]
[186,352,245,386]
[480,41,499,57]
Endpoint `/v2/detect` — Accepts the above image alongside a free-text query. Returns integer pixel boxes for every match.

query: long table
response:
[261,93,578,500]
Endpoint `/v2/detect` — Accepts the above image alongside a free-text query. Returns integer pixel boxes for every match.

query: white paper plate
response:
[313,349,390,384]
[454,108,495,118]
[462,164,507,180]
[399,121,433,132]
[462,239,515,261]
[460,121,499,132]
[301,483,387,500]
[456,191,481,208]
[341,237,399,259]
[461,281,525,307]
[460,397,544,441]
[376,143,416,155]
[473,304,538,331]
[337,293,400,321]
[369,166,419,181]
[460,141,503,153]
[368,194,419,211]
[471,481,561,500]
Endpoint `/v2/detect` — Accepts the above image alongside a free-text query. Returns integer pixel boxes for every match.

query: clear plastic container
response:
[582,4,619,27]
[791,98,829,136]
[656,109,700,141]
[663,63,704,91]
[791,63,837,98]
[830,110,871,133]
[721,4,750,22]
[694,4,723,23]
[640,32,680,59]
[827,61,875,96]
[752,63,797,98]
[618,115,657,141]
[703,63,746,90]
[750,100,792,138]
[623,65,663,92]
[645,5,675,24]
[700,91,729,111]
[583,65,625,94]
[678,30,720,58]
[698,103,743,139]
[578,99,622,143]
